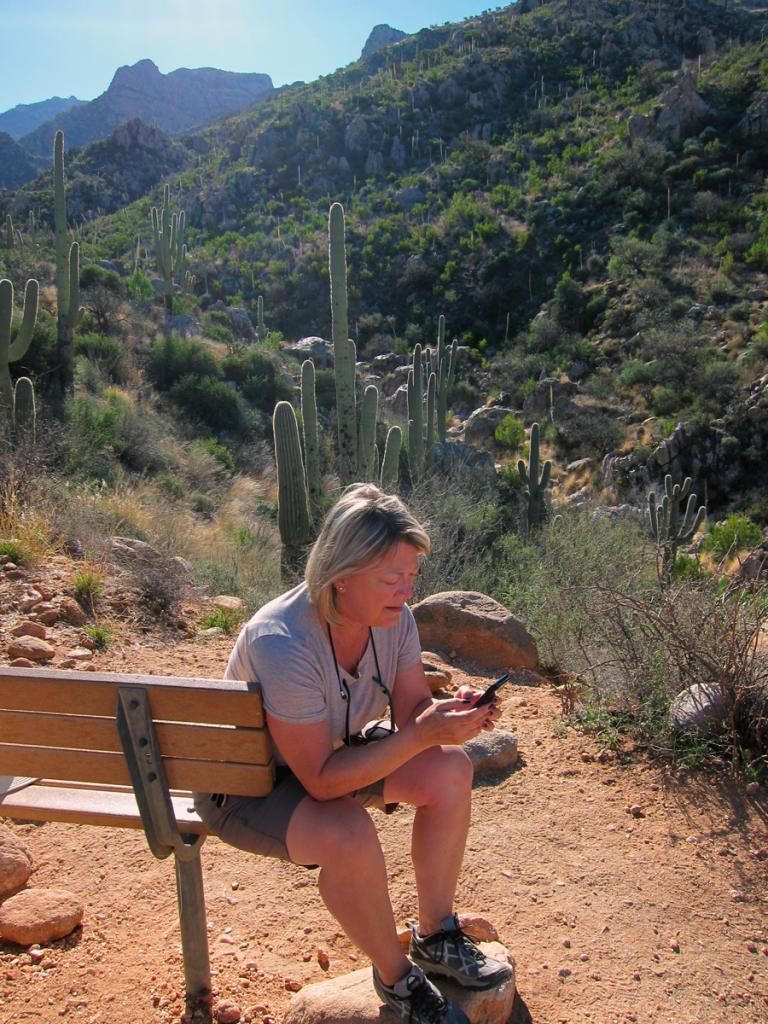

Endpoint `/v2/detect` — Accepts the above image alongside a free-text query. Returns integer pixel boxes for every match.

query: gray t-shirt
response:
[225,582,423,763]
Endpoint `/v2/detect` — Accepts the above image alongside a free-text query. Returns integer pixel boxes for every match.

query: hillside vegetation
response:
[1,0,767,777]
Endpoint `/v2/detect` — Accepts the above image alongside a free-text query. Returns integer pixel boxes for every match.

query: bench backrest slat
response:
[0,668,264,727]
[2,710,272,764]
[0,743,274,797]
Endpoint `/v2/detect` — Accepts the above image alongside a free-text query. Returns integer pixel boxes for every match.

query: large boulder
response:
[464,730,519,775]
[412,592,538,671]
[463,406,516,446]
[284,943,515,1024]
[668,682,725,736]
[284,337,334,369]
[0,888,84,945]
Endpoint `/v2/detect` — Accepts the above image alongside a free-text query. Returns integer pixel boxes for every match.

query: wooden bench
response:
[0,665,274,1003]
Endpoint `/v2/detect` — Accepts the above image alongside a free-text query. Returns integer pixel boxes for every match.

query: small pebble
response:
[317,949,330,971]
[284,979,302,992]
[558,968,571,978]
[562,939,571,948]
[670,941,680,953]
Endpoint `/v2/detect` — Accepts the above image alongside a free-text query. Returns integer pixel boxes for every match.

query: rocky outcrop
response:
[412,592,538,671]
[629,72,712,145]
[362,25,407,58]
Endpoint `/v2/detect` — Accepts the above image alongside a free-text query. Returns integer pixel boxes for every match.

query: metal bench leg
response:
[175,849,211,1000]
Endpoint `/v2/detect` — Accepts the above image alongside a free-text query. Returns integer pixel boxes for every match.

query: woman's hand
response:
[455,684,503,732]
[410,694,498,747]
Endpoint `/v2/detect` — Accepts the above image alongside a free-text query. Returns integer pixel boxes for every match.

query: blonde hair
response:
[305,483,430,625]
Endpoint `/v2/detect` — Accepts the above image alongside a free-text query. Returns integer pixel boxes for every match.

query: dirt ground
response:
[1,571,768,1024]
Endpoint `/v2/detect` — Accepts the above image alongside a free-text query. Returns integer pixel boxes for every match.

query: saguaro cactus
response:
[0,278,38,418]
[329,203,357,484]
[54,130,81,394]
[256,295,267,341]
[151,183,188,312]
[518,422,551,532]
[648,474,706,580]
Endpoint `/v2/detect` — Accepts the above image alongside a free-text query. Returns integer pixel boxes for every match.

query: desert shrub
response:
[199,437,235,473]
[146,335,221,391]
[84,623,114,650]
[0,539,33,564]
[126,270,154,302]
[199,606,245,634]
[407,464,506,600]
[222,349,292,411]
[74,568,103,608]
[494,414,526,450]
[568,578,768,772]
[702,513,763,560]
[76,332,128,383]
[172,375,247,434]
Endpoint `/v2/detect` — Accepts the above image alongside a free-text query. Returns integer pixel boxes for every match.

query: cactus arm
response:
[66,242,83,328]
[0,278,39,416]
[6,279,39,362]
[273,401,312,548]
[426,371,436,452]
[13,376,36,441]
[300,360,321,520]
[380,425,402,491]
[358,384,378,481]
[408,343,424,479]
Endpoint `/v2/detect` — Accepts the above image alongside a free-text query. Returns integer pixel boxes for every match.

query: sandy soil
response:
[1,567,767,1024]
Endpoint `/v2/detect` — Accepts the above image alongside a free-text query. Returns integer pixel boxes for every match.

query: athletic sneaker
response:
[372,962,469,1024]
[409,914,512,990]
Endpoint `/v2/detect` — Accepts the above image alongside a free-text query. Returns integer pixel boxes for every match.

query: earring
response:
[337,584,346,593]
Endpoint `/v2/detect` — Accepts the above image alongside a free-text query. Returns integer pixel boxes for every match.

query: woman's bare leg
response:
[286,795,411,986]
[383,745,473,936]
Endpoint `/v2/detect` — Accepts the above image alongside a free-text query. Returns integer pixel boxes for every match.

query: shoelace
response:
[405,974,448,1024]
[428,926,487,968]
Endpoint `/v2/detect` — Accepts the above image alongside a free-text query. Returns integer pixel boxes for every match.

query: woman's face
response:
[334,540,420,629]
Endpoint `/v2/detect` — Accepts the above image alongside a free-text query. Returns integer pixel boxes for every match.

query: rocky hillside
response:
[17,59,274,158]
[0,133,46,189]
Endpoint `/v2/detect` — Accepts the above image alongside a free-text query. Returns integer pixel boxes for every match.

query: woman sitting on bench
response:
[195,483,511,1024]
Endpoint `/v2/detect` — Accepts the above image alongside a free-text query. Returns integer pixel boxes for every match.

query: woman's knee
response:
[430,744,473,794]
[287,795,379,865]
[386,744,473,807]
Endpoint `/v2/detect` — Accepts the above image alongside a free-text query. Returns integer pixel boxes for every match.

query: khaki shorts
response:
[193,768,397,863]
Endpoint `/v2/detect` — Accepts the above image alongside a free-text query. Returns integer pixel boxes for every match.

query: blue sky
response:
[0,1,503,113]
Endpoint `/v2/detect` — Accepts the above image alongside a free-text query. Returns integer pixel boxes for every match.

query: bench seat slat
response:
[0,744,275,797]
[0,669,265,727]
[1,711,272,764]
[0,782,206,832]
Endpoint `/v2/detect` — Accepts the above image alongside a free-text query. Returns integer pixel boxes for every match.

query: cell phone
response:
[473,673,511,707]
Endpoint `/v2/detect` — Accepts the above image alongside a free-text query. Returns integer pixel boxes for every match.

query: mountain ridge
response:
[0,95,85,139]
[17,58,274,158]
